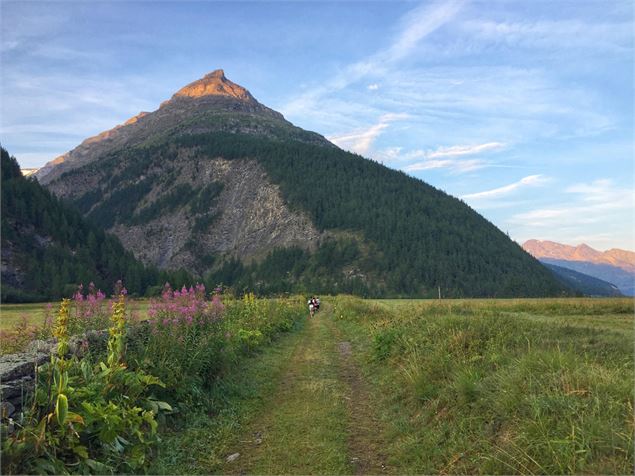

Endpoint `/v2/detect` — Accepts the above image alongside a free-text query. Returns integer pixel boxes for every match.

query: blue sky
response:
[1,0,633,250]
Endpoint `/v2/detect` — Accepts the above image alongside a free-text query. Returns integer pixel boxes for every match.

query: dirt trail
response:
[223,303,389,475]
[330,320,389,475]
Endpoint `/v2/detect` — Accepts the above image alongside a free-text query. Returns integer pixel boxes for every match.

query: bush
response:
[2,292,170,474]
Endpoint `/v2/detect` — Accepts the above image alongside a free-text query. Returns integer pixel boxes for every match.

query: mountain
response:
[20,168,38,177]
[35,70,329,185]
[35,70,566,297]
[543,263,622,297]
[1,147,190,302]
[523,240,634,296]
[523,239,635,271]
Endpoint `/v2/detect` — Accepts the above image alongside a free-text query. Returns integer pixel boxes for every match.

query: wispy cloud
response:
[367,83,379,91]
[509,179,634,227]
[282,1,464,119]
[425,142,505,159]
[504,177,634,250]
[328,113,409,154]
[329,122,390,155]
[381,0,465,62]
[0,70,161,167]
[462,174,549,200]
[565,179,622,202]
[405,158,485,173]
[384,141,504,174]
[462,19,632,53]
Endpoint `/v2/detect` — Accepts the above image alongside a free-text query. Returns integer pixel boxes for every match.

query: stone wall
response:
[0,331,108,424]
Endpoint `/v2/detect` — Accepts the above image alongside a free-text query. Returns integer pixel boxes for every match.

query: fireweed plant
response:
[130,283,226,405]
[69,283,109,336]
[128,285,305,411]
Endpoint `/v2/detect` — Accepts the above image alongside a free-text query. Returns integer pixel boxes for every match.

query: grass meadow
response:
[1,295,633,474]
[334,296,634,474]
[0,299,152,330]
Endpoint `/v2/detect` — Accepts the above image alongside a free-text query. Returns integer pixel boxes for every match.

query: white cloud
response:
[565,179,618,202]
[328,122,390,155]
[462,174,549,200]
[367,83,379,91]
[380,141,504,174]
[426,142,505,159]
[508,179,634,228]
[282,1,463,119]
[405,158,485,173]
[0,69,162,167]
[462,19,632,53]
[499,177,633,250]
[328,113,409,155]
[381,0,465,62]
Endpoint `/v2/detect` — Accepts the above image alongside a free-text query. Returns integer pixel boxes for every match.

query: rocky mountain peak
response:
[171,69,254,101]
[522,239,635,271]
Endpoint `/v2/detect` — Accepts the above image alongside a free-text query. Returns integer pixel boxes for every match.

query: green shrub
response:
[2,294,170,475]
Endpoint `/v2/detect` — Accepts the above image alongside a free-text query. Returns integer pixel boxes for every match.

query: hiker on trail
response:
[314,297,320,312]
[308,296,316,318]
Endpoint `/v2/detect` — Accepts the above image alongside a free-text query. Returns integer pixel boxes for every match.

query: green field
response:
[0,302,53,330]
[0,299,152,330]
[2,296,633,474]
[151,296,634,474]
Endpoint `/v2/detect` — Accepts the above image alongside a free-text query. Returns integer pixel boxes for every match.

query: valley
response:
[2,1,632,474]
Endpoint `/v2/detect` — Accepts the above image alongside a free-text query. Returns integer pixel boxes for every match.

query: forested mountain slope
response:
[1,147,189,301]
[37,71,566,297]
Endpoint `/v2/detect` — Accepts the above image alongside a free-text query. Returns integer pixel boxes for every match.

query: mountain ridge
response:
[523,239,634,296]
[523,239,635,272]
[1,147,191,301]
[543,263,622,297]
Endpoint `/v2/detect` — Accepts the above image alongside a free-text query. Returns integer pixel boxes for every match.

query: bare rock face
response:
[172,69,253,101]
[1,241,24,289]
[123,157,319,271]
[48,154,321,273]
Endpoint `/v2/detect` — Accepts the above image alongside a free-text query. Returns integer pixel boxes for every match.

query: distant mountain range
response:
[543,263,622,297]
[27,70,566,298]
[523,240,634,296]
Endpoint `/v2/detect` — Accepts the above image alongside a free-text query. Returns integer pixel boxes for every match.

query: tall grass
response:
[335,296,634,474]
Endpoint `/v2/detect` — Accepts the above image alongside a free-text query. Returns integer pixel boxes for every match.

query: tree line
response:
[1,147,192,302]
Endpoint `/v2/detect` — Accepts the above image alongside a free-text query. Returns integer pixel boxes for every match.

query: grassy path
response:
[223,304,389,475]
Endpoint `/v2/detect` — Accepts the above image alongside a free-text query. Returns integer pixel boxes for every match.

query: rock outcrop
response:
[172,69,253,101]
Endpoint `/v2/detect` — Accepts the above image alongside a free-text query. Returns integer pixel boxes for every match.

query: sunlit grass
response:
[0,299,153,330]
[335,296,635,474]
